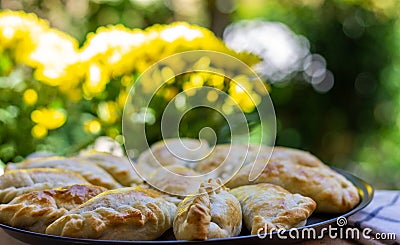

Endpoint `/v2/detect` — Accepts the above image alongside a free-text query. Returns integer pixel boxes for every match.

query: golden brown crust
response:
[230,183,316,235]
[45,186,177,240]
[173,179,242,240]
[0,168,90,203]
[79,151,143,186]
[194,145,241,179]
[227,147,360,213]
[174,189,211,240]
[195,144,271,180]
[147,165,205,197]
[6,157,122,189]
[136,138,210,177]
[0,184,106,233]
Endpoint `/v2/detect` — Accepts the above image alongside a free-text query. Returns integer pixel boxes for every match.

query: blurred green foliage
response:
[234,0,400,188]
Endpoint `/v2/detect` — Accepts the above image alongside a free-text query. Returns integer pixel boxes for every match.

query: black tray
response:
[0,168,374,245]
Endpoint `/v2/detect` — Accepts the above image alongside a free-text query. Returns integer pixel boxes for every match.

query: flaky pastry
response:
[227,147,360,213]
[45,186,177,240]
[230,183,316,234]
[0,184,106,232]
[173,179,242,240]
[6,156,122,189]
[136,138,210,178]
[147,165,205,197]
[79,151,143,186]
[0,168,89,203]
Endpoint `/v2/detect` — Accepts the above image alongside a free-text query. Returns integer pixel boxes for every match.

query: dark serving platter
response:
[0,168,374,245]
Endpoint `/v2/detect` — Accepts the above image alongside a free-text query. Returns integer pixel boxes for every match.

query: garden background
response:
[1,0,399,189]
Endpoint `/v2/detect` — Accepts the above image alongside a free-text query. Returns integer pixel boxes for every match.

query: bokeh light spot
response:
[23,89,38,106]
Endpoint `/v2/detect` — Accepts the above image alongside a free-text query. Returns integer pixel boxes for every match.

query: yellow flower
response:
[143,22,260,67]
[0,11,80,87]
[208,73,226,90]
[228,81,259,113]
[0,11,267,148]
[0,11,47,49]
[31,108,67,130]
[31,125,47,139]
[117,90,128,108]
[82,63,109,97]
[84,119,101,134]
[161,87,178,101]
[28,29,79,86]
[121,75,134,87]
[1,11,262,105]
[97,101,119,124]
[0,11,46,64]
[79,25,146,77]
[59,86,82,102]
[23,89,38,106]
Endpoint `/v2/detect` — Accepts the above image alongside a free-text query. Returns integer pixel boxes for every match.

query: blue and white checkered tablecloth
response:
[347,190,399,245]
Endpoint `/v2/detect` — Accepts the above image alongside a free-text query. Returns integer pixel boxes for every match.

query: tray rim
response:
[0,167,374,244]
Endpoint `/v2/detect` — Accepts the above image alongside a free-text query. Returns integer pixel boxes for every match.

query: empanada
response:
[79,151,143,186]
[173,179,242,240]
[194,144,268,179]
[45,186,177,240]
[230,183,316,235]
[6,156,122,189]
[0,168,89,203]
[147,165,205,197]
[227,147,360,213]
[0,184,106,232]
[136,138,210,178]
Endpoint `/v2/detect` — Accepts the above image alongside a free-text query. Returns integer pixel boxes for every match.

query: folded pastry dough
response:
[6,156,122,189]
[0,168,89,203]
[45,186,177,240]
[79,151,143,186]
[0,184,106,233]
[230,183,316,235]
[194,144,268,179]
[227,147,360,213]
[173,179,242,240]
[147,165,205,197]
[136,138,210,178]
[136,183,182,206]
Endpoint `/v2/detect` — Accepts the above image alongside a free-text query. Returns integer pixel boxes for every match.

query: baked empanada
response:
[6,156,122,189]
[230,183,316,235]
[173,179,242,240]
[45,186,177,240]
[136,138,210,178]
[79,151,143,186]
[194,144,268,179]
[227,147,360,213]
[147,165,205,197]
[0,184,106,232]
[0,168,89,203]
